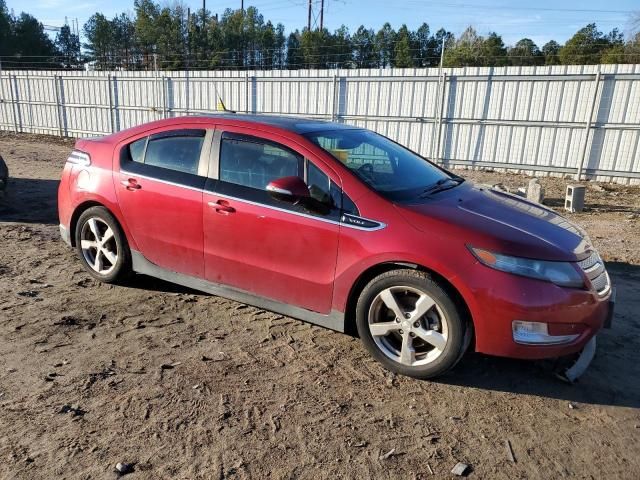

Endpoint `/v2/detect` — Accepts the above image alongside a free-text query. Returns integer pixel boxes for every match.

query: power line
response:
[375,1,634,15]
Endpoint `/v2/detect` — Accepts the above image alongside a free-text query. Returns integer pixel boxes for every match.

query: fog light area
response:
[512,320,580,345]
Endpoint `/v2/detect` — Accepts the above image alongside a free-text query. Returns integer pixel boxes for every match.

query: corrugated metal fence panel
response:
[0,66,639,182]
[60,75,111,135]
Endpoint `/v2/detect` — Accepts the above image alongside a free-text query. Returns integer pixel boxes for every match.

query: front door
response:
[116,128,210,277]
[203,129,341,314]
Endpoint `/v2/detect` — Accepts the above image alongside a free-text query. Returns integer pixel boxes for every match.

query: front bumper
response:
[466,261,614,360]
[59,223,72,247]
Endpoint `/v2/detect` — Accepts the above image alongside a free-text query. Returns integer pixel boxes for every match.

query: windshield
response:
[304,129,455,201]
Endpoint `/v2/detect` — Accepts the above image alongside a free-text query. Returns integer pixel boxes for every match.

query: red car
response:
[58,115,614,379]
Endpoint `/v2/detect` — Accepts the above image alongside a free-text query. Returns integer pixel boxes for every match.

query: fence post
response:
[54,75,68,137]
[162,76,168,119]
[8,74,19,133]
[53,75,62,137]
[576,69,601,181]
[245,72,250,113]
[434,72,448,164]
[185,71,190,116]
[331,74,338,121]
[107,74,115,133]
[0,62,4,131]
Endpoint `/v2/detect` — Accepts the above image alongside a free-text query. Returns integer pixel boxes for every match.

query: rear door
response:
[203,128,342,314]
[116,127,212,277]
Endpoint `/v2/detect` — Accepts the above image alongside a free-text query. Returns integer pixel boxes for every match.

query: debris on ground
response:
[505,439,516,463]
[159,361,181,370]
[451,462,471,476]
[58,404,86,417]
[17,290,39,297]
[379,448,397,460]
[350,441,367,448]
[114,462,134,475]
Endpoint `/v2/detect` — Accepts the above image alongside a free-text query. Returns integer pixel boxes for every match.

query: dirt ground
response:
[0,131,639,480]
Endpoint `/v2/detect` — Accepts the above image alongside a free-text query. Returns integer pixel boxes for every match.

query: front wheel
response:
[356,269,467,379]
[74,206,131,283]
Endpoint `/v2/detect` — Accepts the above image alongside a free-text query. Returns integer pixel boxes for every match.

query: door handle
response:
[208,199,235,214]
[121,178,142,191]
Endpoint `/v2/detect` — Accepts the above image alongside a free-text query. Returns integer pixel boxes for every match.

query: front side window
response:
[220,135,303,190]
[305,129,456,201]
[217,133,352,220]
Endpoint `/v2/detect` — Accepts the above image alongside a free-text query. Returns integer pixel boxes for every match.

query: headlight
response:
[469,247,584,288]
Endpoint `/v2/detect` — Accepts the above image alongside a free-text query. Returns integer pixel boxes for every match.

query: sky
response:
[6,0,639,47]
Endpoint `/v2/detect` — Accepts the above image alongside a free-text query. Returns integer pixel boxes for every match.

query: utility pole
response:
[241,0,244,12]
[320,0,324,30]
[307,0,312,31]
[186,7,191,71]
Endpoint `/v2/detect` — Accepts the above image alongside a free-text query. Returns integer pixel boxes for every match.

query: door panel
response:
[115,129,208,277]
[203,186,339,314]
[203,130,341,314]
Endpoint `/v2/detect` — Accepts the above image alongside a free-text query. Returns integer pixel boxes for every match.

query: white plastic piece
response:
[560,336,597,383]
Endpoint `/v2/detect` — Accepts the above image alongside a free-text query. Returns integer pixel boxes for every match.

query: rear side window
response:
[220,136,303,190]
[144,130,205,175]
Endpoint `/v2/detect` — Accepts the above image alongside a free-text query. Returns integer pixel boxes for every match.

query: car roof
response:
[200,113,360,134]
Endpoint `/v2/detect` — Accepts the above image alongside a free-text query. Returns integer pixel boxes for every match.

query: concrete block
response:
[565,184,585,212]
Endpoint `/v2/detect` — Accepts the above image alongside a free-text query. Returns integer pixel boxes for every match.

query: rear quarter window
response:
[128,138,146,163]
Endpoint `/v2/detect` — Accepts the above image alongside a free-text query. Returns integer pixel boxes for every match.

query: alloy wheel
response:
[368,285,449,367]
[80,217,118,275]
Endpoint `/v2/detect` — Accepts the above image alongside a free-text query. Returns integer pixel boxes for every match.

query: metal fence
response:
[1,64,639,182]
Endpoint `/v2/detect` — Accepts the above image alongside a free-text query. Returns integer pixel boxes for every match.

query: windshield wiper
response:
[419,177,464,197]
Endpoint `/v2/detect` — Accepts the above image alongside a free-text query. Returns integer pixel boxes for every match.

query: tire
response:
[74,206,131,283]
[356,269,467,379]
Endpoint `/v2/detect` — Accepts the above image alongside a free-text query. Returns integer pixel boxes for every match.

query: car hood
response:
[397,181,592,262]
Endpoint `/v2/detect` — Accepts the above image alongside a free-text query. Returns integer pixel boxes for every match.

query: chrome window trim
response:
[119,169,385,231]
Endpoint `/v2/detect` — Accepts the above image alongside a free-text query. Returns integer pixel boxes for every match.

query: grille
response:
[578,251,610,296]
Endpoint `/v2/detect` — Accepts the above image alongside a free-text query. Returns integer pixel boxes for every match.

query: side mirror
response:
[266,176,310,203]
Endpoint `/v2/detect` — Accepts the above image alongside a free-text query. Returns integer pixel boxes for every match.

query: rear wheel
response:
[74,206,131,283]
[356,269,467,379]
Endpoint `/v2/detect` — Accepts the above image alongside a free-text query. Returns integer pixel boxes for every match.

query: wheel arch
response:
[343,262,475,348]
